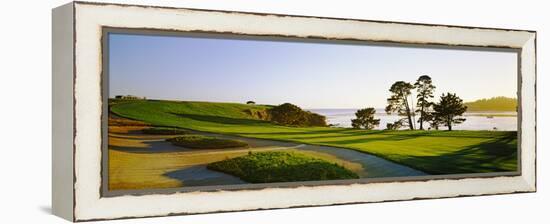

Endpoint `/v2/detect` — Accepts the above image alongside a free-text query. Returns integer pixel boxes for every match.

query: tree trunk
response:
[407,113,413,130]
[419,105,424,130]
[447,116,452,131]
[403,96,414,130]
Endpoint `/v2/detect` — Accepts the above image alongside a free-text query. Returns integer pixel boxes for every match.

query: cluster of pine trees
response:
[352,75,468,131]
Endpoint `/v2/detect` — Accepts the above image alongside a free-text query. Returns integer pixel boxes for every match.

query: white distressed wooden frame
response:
[52,1,536,222]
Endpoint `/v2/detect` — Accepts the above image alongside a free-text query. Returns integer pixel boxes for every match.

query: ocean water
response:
[308,108,517,131]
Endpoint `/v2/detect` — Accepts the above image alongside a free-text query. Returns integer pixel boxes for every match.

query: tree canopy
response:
[433,93,468,131]
[351,108,380,130]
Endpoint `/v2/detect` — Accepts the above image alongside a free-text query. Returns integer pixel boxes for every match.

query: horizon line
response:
[109,95,517,109]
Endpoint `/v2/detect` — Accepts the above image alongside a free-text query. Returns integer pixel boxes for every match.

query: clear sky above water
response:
[109,33,517,109]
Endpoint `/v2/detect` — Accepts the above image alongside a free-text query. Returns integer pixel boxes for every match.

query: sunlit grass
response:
[111,99,518,174]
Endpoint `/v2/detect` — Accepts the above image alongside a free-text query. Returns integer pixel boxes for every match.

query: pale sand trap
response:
[108,126,425,190]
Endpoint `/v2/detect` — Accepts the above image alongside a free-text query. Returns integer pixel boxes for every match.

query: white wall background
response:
[0,0,546,223]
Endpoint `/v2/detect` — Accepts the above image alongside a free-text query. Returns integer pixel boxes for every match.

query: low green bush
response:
[167,135,248,149]
[142,127,189,135]
[207,151,358,183]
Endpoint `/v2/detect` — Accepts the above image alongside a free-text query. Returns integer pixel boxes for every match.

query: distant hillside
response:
[464,97,517,112]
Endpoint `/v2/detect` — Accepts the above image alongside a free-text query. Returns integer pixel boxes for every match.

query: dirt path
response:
[108,126,426,190]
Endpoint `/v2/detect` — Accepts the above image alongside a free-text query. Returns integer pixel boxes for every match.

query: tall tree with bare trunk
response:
[386,81,415,130]
[414,75,436,130]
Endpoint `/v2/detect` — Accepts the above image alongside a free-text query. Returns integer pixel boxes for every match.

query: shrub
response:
[269,103,327,127]
[269,103,305,126]
[167,135,248,149]
[351,108,380,130]
[141,127,189,135]
[207,151,358,183]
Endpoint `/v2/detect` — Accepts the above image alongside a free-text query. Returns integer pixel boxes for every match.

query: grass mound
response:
[142,127,189,135]
[207,151,359,183]
[167,135,248,149]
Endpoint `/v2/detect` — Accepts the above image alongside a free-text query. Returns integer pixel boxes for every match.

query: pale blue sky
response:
[109,33,517,109]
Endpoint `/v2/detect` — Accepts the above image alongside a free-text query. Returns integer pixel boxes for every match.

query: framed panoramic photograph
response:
[52,1,536,222]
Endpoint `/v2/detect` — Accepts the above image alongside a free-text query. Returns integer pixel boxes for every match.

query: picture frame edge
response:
[57,1,538,221]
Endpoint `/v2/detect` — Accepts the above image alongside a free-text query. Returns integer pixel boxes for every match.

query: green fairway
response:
[208,151,359,183]
[110,99,518,175]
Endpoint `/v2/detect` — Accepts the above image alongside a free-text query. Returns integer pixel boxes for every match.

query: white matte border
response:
[73,2,536,221]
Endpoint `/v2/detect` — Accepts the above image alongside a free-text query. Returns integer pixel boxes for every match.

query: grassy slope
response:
[111,100,518,174]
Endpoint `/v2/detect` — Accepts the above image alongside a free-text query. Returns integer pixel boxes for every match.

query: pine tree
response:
[414,75,436,130]
[386,81,415,130]
[433,93,468,131]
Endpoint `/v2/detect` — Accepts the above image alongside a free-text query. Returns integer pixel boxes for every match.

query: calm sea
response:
[308,108,517,131]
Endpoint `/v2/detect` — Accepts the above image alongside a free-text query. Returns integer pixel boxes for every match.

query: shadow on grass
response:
[288,130,387,140]
[170,113,270,126]
[109,140,197,154]
[317,134,423,145]
[396,132,518,174]
[163,165,246,186]
[375,130,516,139]
[311,131,518,145]
[232,129,516,140]
[231,128,367,136]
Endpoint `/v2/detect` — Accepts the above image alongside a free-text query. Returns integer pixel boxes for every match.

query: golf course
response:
[105,32,520,191]
[108,99,517,190]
